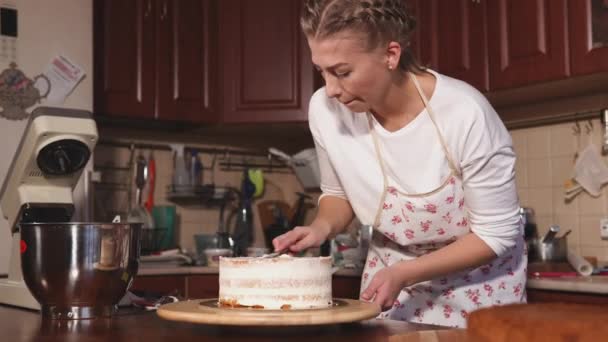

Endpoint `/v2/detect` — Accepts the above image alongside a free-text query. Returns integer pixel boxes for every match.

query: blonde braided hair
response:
[301,0,422,73]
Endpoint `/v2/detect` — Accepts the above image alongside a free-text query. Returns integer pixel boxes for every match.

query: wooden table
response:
[0,304,453,342]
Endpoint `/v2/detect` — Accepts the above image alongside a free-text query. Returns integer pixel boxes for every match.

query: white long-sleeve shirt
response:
[308,69,522,257]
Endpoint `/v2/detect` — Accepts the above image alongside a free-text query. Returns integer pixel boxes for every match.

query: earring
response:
[388,64,393,70]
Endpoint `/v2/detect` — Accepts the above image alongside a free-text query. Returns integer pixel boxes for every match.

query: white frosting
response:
[219,256,333,309]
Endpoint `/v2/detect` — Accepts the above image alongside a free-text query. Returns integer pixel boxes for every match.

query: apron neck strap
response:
[367,73,461,181]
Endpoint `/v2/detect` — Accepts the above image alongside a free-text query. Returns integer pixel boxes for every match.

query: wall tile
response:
[518,188,529,207]
[527,158,552,187]
[551,186,579,216]
[526,127,551,159]
[578,191,607,216]
[527,187,553,217]
[579,215,608,247]
[549,123,579,157]
[580,245,608,260]
[550,156,575,187]
[511,121,608,260]
[510,129,528,160]
[515,159,528,188]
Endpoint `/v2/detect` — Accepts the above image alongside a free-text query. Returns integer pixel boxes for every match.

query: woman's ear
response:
[385,41,402,70]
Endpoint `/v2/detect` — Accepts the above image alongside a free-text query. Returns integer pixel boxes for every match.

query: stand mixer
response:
[0,107,141,319]
[0,106,97,309]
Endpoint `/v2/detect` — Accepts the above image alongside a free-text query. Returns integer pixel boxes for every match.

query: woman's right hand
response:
[272,223,331,253]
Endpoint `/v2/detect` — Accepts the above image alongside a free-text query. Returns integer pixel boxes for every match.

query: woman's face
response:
[308,32,397,113]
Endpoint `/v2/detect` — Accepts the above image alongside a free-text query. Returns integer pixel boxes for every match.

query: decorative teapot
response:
[0,62,50,120]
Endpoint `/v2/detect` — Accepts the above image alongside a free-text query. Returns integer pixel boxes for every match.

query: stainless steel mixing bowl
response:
[19,222,141,319]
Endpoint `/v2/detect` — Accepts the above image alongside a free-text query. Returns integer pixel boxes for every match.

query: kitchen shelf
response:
[166,185,236,207]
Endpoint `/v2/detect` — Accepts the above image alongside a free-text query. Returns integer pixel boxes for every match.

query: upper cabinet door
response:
[417,0,489,91]
[570,0,608,76]
[94,0,156,119]
[156,0,219,123]
[220,0,313,123]
[403,0,425,64]
[487,0,569,90]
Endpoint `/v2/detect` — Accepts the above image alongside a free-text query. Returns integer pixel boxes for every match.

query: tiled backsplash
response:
[94,144,318,254]
[510,118,608,260]
[95,118,608,260]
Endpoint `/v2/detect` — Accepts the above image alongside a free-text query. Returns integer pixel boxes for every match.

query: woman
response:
[273,0,526,328]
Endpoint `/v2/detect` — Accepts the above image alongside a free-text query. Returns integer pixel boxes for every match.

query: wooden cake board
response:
[157,298,381,326]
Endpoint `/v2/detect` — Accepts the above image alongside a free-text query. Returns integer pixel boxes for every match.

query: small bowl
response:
[204,248,233,267]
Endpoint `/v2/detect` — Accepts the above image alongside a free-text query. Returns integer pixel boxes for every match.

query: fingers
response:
[361,275,382,301]
[272,227,309,252]
[289,229,321,251]
[367,283,392,311]
[361,272,394,311]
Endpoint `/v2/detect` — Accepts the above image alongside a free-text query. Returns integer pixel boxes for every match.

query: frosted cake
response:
[218,255,333,310]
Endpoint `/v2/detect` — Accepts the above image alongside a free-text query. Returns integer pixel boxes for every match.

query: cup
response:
[152,205,176,250]
[204,248,233,267]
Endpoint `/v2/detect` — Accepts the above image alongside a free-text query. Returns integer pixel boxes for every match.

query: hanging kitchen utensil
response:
[231,169,256,256]
[127,154,154,229]
[215,190,234,250]
[144,151,156,212]
[248,168,264,197]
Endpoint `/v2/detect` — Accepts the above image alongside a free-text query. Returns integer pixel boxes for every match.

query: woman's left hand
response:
[360,261,414,311]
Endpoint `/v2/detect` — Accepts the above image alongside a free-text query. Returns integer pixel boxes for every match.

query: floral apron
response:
[360,73,527,328]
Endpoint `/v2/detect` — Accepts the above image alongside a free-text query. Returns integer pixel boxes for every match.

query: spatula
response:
[261,249,288,258]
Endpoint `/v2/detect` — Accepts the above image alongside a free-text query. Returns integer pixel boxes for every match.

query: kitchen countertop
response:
[0,305,454,342]
[526,261,608,295]
[526,276,608,294]
[138,262,608,295]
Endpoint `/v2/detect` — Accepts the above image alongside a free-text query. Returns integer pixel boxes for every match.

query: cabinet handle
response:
[160,1,168,21]
[144,0,152,18]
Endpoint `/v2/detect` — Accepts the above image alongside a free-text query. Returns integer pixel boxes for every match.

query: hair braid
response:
[301,0,422,73]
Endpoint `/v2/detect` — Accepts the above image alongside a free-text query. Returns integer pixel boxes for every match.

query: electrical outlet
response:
[601,218,608,240]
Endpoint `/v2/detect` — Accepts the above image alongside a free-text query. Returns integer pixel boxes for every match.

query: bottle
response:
[170,144,190,190]
[190,151,203,187]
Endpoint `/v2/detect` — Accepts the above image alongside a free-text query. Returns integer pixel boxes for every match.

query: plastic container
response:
[190,151,203,186]
[204,248,233,267]
[171,144,190,188]
[152,205,176,250]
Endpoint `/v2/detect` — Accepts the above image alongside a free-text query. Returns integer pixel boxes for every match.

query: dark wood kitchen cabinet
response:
[527,288,608,305]
[218,0,314,123]
[569,0,608,76]
[402,0,424,65]
[486,0,569,90]
[412,0,489,92]
[131,275,187,298]
[94,0,219,123]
